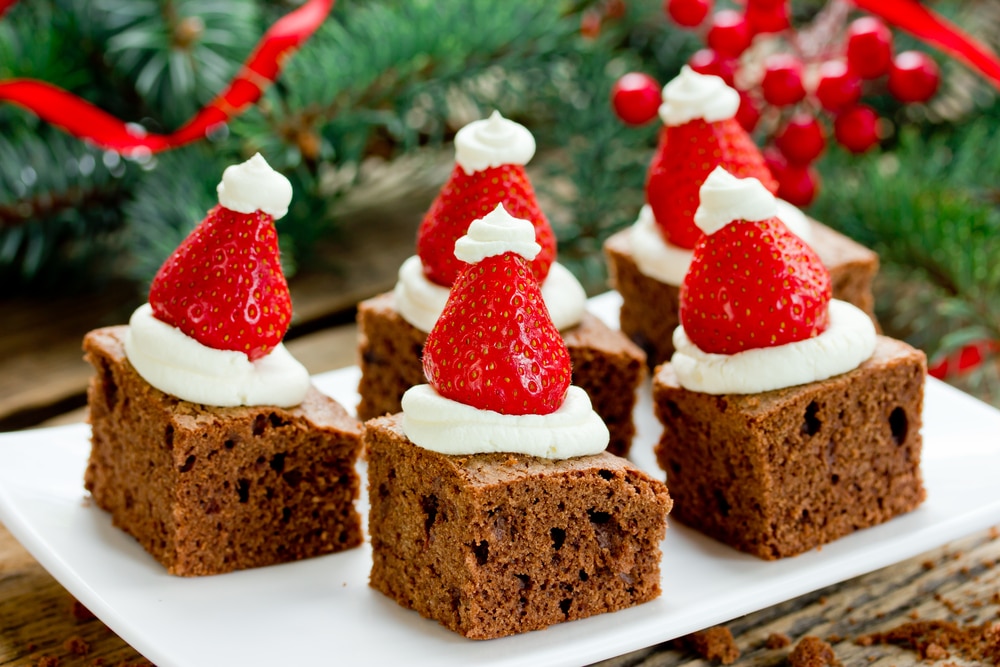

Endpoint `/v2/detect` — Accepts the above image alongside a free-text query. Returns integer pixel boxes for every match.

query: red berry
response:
[746,0,786,9]
[688,48,736,87]
[665,0,712,27]
[611,72,662,125]
[580,9,602,38]
[834,105,880,153]
[744,2,790,35]
[846,17,893,80]
[423,251,572,415]
[888,50,940,103]
[775,114,826,165]
[763,147,787,182]
[680,216,831,354]
[707,10,751,58]
[776,163,820,207]
[149,206,292,361]
[761,54,806,106]
[735,91,761,132]
[815,60,862,112]
[417,164,556,286]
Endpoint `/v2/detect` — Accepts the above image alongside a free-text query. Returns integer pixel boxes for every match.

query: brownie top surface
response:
[84,325,360,434]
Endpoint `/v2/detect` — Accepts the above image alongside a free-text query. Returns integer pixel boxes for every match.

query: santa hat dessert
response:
[366,204,671,638]
[83,153,363,576]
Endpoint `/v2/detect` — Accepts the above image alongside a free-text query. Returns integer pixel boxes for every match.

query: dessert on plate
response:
[357,111,646,456]
[652,167,925,560]
[605,66,879,368]
[365,204,672,639]
[84,154,363,576]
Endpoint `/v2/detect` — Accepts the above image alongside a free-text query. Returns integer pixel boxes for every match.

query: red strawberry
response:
[646,117,777,249]
[416,164,556,286]
[148,205,292,361]
[679,216,831,355]
[422,251,571,415]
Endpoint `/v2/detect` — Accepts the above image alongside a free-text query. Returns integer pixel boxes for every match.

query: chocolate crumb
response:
[922,559,935,570]
[825,634,842,643]
[63,636,90,656]
[681,626,740,664]
[909,610,920,620]
[71,600,96,622]
[788,636,840,666]
[766,632,792,649]
[818,596,828,605]
[34,657,60,667]
[925,642,949,660]
[855,620,1000,664]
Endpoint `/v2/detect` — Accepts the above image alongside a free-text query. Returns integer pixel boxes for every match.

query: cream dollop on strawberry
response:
[679,167,831,355]
[128,154,308,407]
[416,112,556,287]
[646,68,777,250]
[402,204,608,457]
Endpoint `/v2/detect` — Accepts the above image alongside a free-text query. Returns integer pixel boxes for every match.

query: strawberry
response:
[416,164,556,287]
[646,116,777,249]
[148,205,292,361]
[422,251,571,415]
[679,216,831,355]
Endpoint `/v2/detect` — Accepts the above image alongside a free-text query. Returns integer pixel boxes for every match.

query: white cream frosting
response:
[216,153,293,219]
[124,303,309,407]
[671,299,877,394]
[453,203,540,263]
[401,384,609,458]
[454,111,536,175]
[629,202,814,287]
[694,166,776,235]
[659,66,740,127]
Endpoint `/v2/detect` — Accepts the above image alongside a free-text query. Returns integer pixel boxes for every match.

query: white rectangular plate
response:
[2,293,1000,667]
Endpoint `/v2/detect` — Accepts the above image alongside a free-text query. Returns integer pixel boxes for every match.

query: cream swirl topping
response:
[216,153,293,219]
[454,111,536,175]
[401,384,609,458]
[671,299,877,394]
[453,203,540,263]
[694,166,777,234]
[125,303,309,407]
[659,66,740,127]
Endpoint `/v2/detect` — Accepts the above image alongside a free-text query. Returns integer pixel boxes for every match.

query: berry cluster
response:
[612,0,941,206]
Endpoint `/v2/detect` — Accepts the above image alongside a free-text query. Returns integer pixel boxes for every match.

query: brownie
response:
[365,414,672,639]
[356,290,646,456]
[605,219,880,368]
[652,336,926,560]
[83,326,364,576]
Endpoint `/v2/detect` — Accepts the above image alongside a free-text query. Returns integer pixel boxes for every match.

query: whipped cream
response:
[453,203,540,263]
[401,384,609,458]
[454,111,536,175]
[659,66,740,127]
[671,299,877,394]
[694,166,776,235]
[125,303,309,407]
[629,202,814,287]
[216,153,293,219]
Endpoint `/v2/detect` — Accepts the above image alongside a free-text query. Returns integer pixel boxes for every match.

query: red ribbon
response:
[853,0,1000,90]
[0,0,334,153]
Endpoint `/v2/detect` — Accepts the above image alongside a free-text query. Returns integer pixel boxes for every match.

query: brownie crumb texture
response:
[365,414,671,639]
[684,626,740,664]
[766,632,792,649]
[788,636,840,667]
[83,326,364,576]
[62,636,90,656]
[856,620,1000,664]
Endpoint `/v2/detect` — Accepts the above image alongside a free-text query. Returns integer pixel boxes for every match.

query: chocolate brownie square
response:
[605,219,879,368]
[365,413,672,639]
[652,336,926,560]
[356,291,646,456]
[84,326,363,576]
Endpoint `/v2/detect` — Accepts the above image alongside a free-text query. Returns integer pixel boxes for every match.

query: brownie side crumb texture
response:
[653,335,926,560]
[365,414,672,639]
[604,220,880,369]
[356,290,646,456]
[83,326,364,576]
[788,636,841,667]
